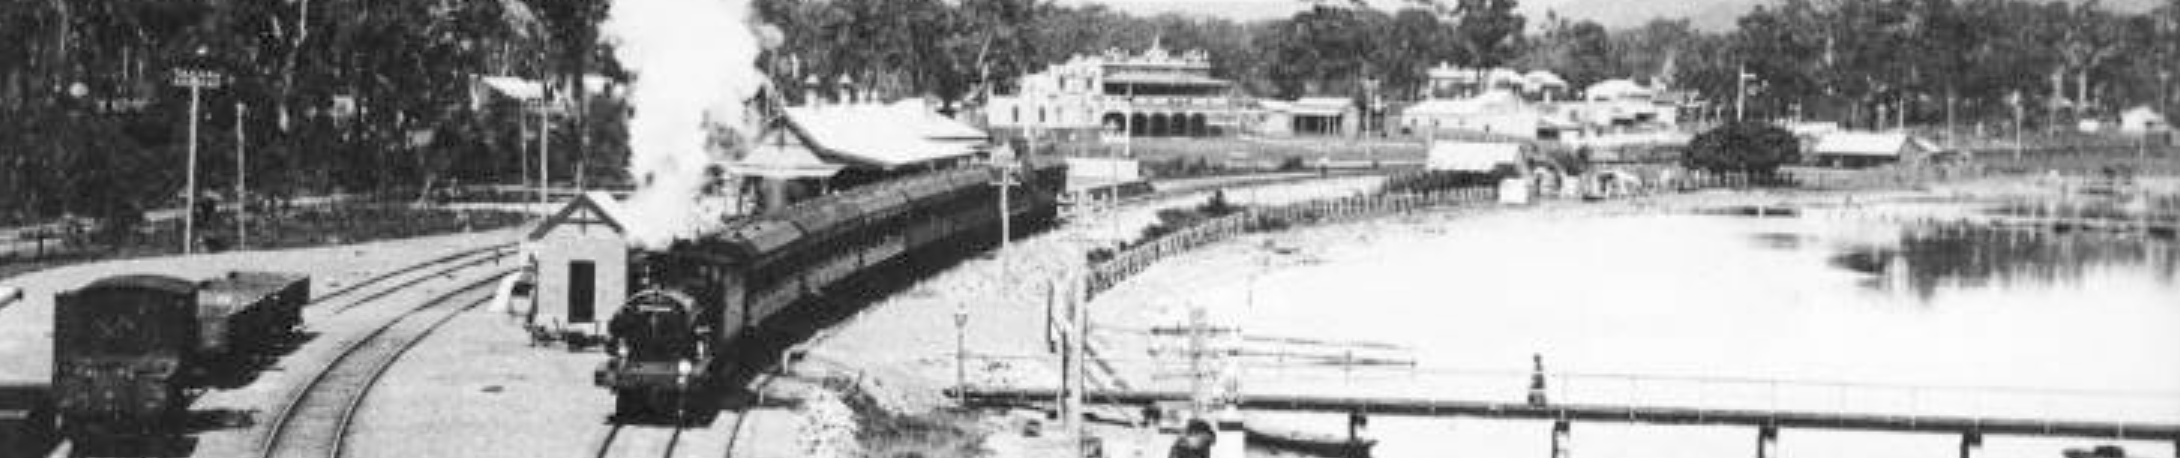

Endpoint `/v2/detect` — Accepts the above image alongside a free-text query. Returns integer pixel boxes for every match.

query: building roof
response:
[1427,142,1525,172]
[1403,91,1526,117]
[1269,97,1353,117]
[527,191,631,240]
[477,75,618,101]
[783,102,989,169]
[1585,79,1654,101]
[1104,71,1232,87]
[2120,106,2170,131]
[1523,71,1568,89]
[729,128,846,179]
[1812,132,1938,157]
[479,76,545,100]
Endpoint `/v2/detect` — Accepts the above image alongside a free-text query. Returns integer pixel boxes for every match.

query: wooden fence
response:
[1086,183,1501,297]
[1080,167,1835,299]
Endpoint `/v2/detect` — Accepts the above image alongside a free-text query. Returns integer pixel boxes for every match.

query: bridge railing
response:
[960,352,2180,427]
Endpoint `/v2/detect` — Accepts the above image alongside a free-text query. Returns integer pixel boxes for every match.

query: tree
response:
[1375,8,1455,99]
[1514,15,1612,90]
[1685,121,1801,175]
[1454,0,1523,67]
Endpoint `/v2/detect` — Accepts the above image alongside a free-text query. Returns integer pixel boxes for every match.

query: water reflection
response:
[1827,221,2180,300]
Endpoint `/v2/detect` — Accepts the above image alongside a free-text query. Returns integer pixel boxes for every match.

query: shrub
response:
[1685,122,1801,175]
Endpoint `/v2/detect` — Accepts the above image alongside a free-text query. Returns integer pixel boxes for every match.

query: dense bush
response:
[1685,122,1801,175]
[1133,191,1243,245]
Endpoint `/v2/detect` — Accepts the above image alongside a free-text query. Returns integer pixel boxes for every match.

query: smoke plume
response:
[605,0,768,247]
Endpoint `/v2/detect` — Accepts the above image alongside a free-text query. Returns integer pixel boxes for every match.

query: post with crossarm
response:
[171,56,225,255]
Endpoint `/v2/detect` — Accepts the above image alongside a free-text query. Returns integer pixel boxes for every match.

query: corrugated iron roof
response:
[783,102,989,169]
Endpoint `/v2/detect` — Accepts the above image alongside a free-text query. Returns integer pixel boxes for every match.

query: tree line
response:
[3,0,2176,231]
[0,0,619,232]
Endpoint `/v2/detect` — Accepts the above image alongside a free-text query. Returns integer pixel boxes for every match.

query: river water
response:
[1159,201,2180,458]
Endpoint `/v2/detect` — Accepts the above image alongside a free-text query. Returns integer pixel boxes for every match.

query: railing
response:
[954,352,2180,432]
[1081,168,1820,299]
[1085,185,1501,298]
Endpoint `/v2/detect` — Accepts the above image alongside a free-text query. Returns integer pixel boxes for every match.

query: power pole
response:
[2011,90,2026,161]
[537,102,551,211]
[1736,64,1753,122]
[1061,273,1088,453]
[955,300,968,399]
[994,142,1020,251]
[235,103,247,250]
[172,60,225,255]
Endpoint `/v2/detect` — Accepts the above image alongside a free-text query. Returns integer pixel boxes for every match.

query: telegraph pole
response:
[2011,91,2026,161]
[235,103,248,250]
[171,56,225,255]
[994,143,1020,251]
[1736,64,1753,122]
[534,100,553,212]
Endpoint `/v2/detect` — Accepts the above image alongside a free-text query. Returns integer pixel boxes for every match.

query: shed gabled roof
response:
[1812,132,1938,157]
[527,191,632,240]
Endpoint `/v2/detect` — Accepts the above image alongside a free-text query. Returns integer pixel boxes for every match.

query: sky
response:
[1065,0,2164,32]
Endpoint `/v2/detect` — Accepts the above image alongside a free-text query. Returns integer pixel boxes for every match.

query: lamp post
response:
[171,50,226,255]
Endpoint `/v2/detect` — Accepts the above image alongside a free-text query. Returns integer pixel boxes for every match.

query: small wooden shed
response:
[524,191,632,338]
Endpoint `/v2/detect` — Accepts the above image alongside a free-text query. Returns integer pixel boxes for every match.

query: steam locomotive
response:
[51,271,309,438]
[596,157,1067,417]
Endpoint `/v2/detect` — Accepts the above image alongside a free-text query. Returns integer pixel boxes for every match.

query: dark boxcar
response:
[195,271,310,358]
[0,383,54,457]
[52,275,197,437]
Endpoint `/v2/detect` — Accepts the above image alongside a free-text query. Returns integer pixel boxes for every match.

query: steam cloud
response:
[606,0,769,247]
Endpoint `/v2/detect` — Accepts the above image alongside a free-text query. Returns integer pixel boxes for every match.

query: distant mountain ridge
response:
[1075,0,2163,31]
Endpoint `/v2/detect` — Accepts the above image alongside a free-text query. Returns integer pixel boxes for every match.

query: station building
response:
[986,43,1246,140]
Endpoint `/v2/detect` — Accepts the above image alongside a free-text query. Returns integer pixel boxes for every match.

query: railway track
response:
[588,371,780,458]
[589,423,687,458]
[310,243,517,314]
[254,267,512,458]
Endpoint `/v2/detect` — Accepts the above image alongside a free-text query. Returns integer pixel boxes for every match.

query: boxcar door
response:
[569,261,596,323]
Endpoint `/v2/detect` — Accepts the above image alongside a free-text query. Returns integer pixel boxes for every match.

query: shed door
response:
[569,261,596,323]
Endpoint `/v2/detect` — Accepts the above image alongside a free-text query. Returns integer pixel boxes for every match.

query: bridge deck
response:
[950,387,2180,441]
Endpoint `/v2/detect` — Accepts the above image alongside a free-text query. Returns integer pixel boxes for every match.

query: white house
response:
[1427,141,1526,173]
[2120,106,2171,134]
[524,191,633,339]
[1257,97,1357,136]
[1400,91,1559,139]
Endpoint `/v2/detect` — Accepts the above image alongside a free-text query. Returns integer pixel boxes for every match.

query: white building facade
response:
[987,44,1246,139]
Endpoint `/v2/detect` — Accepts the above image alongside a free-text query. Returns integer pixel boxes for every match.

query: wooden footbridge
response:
[949,385,2180,457]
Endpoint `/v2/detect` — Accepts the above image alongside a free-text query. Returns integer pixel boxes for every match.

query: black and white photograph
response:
[1,0,2177,457]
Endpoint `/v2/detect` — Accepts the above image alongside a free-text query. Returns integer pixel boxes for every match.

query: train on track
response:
[51,271,309,439]
[596,157,1067,417]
